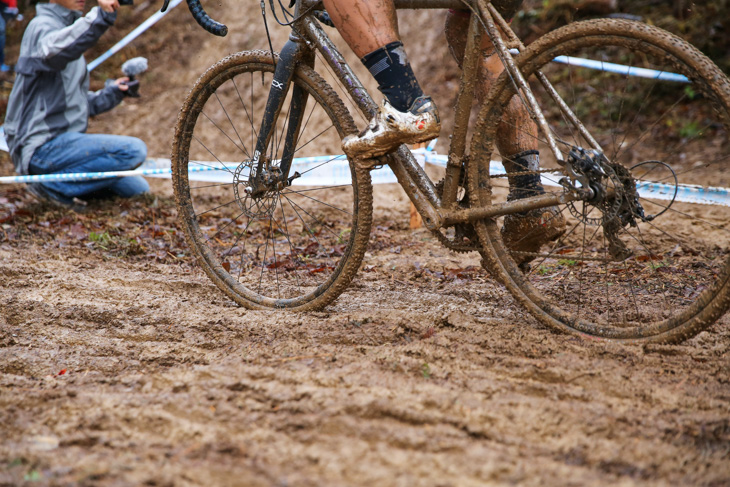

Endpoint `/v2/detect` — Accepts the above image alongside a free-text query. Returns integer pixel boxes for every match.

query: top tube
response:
[393,0,473,8]
[300,0,472,10]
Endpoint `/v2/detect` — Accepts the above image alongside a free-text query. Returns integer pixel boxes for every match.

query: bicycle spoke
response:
[473,22,730,339]
[200,109,250,159]
[282,188,353,216]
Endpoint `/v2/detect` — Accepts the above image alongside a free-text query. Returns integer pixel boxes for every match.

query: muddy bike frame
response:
[246,0,593,233]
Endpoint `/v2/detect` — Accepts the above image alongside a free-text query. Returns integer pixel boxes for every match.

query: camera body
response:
[119,0,134,5]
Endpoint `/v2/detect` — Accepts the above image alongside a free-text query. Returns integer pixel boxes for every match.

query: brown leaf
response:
[68,223,87,240]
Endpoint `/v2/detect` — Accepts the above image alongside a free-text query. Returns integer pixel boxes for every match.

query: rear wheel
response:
[172,51,373,310]
[470,20,730,342]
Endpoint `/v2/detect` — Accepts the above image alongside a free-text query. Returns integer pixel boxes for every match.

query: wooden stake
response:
[409,142,427,229]
[410,202,423,229]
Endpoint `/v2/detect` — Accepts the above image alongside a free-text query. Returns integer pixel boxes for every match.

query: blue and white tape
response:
[2,150,727,207]
[506,49,690,83]
[552,55,689,83]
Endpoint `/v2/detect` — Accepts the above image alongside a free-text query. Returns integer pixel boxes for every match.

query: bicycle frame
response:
[251,0,587,231]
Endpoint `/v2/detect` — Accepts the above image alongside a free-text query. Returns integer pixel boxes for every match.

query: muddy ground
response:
[1,177,729,486]
[2,1,730,485]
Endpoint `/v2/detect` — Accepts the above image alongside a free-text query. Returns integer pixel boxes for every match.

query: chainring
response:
[432,177,481,253]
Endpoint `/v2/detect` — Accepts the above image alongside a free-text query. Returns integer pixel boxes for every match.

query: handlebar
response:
[161,0,228,37]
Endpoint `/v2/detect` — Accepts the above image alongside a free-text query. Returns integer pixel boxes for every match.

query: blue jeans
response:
[29,132,150,198]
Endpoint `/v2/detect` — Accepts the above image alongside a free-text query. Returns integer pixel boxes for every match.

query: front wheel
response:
[172,51,373,310]
[470,19,730,343]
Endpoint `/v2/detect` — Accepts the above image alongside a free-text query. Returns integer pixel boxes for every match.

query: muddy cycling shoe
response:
[26,183,88,211]
[501,206,566,267]
[342,96,440,160]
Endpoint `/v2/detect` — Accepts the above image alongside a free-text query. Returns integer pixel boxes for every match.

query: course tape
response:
[552,55,690,83]
[2,150,727,207]
[504,48,690,83]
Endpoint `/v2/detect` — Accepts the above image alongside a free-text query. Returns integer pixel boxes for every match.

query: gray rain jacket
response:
[4,3,124,175]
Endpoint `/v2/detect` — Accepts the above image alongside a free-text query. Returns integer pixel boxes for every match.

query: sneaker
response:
[26,183,88,211]
[342,96,440,160]
[501,206,566,266]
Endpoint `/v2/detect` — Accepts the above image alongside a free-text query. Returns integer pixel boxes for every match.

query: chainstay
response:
[431,168,568,254]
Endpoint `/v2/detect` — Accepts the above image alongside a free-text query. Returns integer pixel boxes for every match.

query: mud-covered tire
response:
[468,19,730,343]
[172,51,373,311]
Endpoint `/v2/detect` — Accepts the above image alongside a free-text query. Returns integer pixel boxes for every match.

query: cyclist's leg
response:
[445,8,565,262]
[321,0,441,158]
[321,0,399,58]
[445,7,536,159]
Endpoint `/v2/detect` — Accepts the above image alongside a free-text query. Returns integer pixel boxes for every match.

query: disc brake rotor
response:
[233,159,279,220]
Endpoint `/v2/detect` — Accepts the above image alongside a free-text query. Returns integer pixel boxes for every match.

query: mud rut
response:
[0,178,728,486]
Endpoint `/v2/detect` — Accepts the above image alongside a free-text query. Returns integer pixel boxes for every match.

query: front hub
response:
[233,158,279,220]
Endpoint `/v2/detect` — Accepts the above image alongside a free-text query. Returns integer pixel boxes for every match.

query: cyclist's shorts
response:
[449,0,523,21]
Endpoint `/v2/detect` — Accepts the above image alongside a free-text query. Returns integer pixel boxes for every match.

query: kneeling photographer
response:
[4,0,149,209]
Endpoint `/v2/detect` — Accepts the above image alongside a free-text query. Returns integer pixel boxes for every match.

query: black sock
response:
[504,150,545,200]
[361,41,424,112]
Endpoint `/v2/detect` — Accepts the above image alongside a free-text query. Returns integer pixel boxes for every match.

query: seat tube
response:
[442,14,481,209]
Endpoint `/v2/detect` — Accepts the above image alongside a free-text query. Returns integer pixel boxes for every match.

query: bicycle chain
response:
[489,168,559,178]
[510,250,616,262]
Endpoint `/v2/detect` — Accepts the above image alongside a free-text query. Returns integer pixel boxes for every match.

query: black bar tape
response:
[186,0,228,37]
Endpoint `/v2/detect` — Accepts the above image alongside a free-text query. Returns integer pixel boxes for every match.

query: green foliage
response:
[89,231,112,248]
[684,85,698,100]
[514,1,730,72]
[679,120,703,139]
[24,470,42,482]
[421,363,432,379]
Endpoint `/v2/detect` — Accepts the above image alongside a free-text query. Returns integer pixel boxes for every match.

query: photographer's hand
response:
[98,0,120,13]
[114,77,130,91]
[114,77,141,97]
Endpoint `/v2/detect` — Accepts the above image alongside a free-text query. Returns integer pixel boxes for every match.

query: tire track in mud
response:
[1,240,729,485]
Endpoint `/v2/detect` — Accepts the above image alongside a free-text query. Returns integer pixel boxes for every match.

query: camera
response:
[119,0,134,5]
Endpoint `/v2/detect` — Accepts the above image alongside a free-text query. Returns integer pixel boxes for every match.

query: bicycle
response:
[169,0,730,343]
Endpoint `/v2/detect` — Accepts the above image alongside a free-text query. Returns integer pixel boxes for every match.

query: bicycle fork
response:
[247,35,314,197]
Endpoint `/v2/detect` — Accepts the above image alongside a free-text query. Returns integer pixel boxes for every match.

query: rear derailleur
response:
[563,147,655,261]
